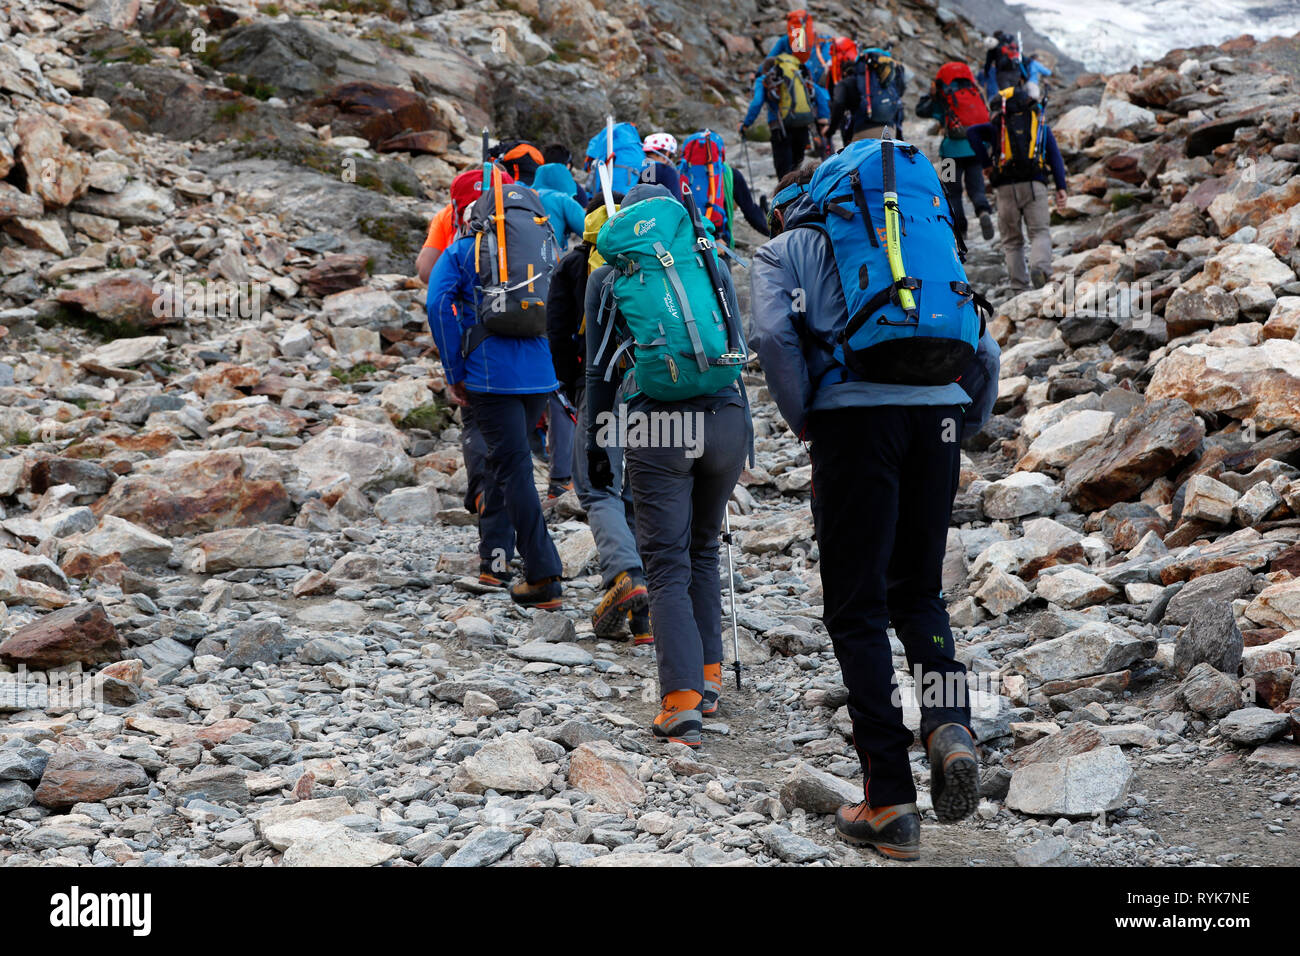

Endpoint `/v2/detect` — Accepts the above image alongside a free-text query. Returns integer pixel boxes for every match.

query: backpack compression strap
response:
[652,241,710,374]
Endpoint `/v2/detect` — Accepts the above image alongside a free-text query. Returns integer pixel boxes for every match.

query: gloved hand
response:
[739,123,748,140]
[588,447,614,490]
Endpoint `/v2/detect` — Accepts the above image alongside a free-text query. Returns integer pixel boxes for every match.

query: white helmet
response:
[643,132,678,159]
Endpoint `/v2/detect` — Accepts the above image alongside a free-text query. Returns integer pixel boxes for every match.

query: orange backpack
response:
[785,9,815,63]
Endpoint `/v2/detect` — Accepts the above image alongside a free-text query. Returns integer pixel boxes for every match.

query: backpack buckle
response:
[695,236,715,252]
[656,249,675,267]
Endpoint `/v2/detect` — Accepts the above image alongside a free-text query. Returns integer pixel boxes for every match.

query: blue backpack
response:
[855,48,905,129]
[585,123,644,194]
[678,130,732,241]
[799,137,988,385]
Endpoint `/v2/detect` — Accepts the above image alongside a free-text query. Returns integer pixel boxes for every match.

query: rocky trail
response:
[1,0,1300,868]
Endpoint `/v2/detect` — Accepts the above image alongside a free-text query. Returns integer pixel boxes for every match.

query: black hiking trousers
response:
[808,404,972,808]
[771,125,812,180]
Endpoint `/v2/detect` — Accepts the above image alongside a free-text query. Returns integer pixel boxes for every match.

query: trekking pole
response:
[741,131,755,186]
[723,509,742,690]
[551,388,578,424]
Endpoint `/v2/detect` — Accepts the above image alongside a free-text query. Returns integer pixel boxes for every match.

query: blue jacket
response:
[967,119,1067,190]
[749,196,1000,438]
[743,72,830,129]
[767,36,831,85]
[533,164,587,248]
[426,236,559,395]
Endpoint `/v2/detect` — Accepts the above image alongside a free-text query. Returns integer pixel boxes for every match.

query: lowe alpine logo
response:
[633,218,657,236]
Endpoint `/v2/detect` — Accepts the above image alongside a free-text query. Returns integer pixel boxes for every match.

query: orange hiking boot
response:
[591,569,648,637]
[477,562,511,588]
[652,690,702,747]
[926,723,980,823]
[629,608,653,646]
[509,577,562,610]
[702,662,723,715]
[835,802,921,861]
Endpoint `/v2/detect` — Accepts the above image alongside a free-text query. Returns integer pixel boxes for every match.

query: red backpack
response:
[785,9,815,62]
[935,61,990,135]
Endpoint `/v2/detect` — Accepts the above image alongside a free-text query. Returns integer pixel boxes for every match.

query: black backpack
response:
[993,93,1047,184]
[854,49,905,129]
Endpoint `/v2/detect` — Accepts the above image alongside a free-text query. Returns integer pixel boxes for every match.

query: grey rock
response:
[443,826,525,867]
[759,825,831,863]
[1218,708,1291,745]
[1173,602,1243,678]
[779,762,861,814]
[1014,835,1076,867]
[508,641,592,667]
[222,621,289,669]
[1180,663,1241,719]
[1163,567,1254,626]
[1006,746,1133,817]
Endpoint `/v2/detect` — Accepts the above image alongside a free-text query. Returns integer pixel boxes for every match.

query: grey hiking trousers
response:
[995,179,1053,292]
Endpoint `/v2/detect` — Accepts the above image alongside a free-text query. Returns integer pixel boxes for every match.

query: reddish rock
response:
[14,113,89,208]
[298,254,368,297]
[1244,669,1294,709]
[62,430,184,460]
[377,129,450,154]
[0,603,124,669]
[34,750,150,808]
[1243,628,1286,647]
[1063,399,1205,511]
[195,362,261,397]
[1004,724,1102,772]
[56,276,164,330]
[302,82,445,148]
[95,450,291,537]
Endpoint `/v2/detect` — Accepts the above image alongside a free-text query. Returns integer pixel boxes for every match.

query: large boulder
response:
[0,603,124,669]
[1148,339,1300,433]
[95,449,292,537]
[1063,399,1204,511]
[293,416,412,493]
[34,750,149,808]
[1008,622,1153,684]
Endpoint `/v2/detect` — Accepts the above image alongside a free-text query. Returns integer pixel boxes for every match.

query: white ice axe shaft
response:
[598,115,616,217]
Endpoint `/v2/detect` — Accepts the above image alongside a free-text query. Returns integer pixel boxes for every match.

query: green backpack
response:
[594,196,743,402]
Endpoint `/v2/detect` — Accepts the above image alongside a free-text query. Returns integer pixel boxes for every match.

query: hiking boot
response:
[653,690,702,747]
[591,570,648,637]
[546,480,572,500]
[926,723,980,823]
[835,802,921,861]
[628,608,653,646]
[510,576,562,610]
[979,211,995,240]
[702,662,723,716]
[1029,266,1050,289]
[477,562,512,588]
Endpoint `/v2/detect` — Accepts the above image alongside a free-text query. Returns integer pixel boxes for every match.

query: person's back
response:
[426,170,565,609]
[967,90,1068,290]
[750,160,999,861]
[585,183,752,746]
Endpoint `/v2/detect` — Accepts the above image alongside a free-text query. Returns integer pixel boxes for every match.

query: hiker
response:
[417,169,520,583]
[416,166,515,282]
[585,182,753,745]
[547,192,654,645]
[767,8,831,86]
[830,46,907,142]
[677,129,769,249]
[427,166,566,609]
[980,31,1046,101]
[917,61,995,240]
[750,146,1000,860]
[492,140,544,186]
[742,55,830,180]
[543,143,590,206]
[532,163,587,249]
[822,36,859,147]
[583,121,644,198]
[642,131,678,166]
[967,87,1068,291]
